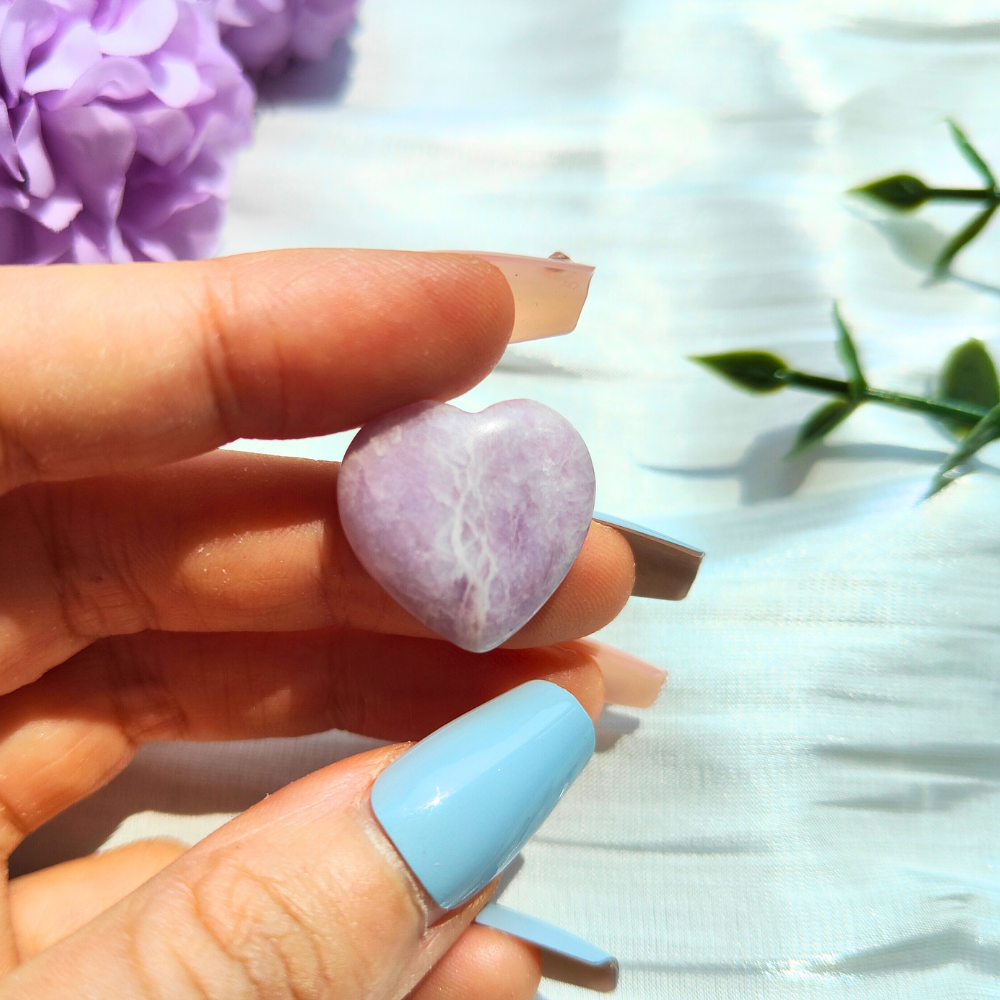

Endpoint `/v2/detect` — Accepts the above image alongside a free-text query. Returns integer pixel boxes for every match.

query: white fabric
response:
[16,2,1000,997]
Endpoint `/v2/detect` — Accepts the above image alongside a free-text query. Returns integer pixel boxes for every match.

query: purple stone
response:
[337,400,596,653]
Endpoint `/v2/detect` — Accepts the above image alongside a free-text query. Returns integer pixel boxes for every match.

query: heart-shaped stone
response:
[337,399,596,652]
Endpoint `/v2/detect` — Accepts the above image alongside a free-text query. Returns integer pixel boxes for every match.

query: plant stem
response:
[927,187,998,201]
[864,387,986,424]
[775,369,989,428]
[776,371,849,394]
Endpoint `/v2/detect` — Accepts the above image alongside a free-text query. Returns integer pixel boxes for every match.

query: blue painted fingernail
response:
[476,903,619,993]
[371,680,595,910]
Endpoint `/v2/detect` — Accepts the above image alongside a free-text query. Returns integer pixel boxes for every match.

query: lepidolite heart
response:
[337,399,596,652]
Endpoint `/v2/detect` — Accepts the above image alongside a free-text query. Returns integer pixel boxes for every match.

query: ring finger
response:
[0,629,605,862]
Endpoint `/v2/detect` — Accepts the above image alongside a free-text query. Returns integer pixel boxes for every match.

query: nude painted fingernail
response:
[593,512,704,601]
[456,251,595,342]
[566,638,667,708]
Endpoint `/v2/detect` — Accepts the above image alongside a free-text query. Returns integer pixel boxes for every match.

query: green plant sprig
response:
[852,120,999,280]
[692,305,1000,498]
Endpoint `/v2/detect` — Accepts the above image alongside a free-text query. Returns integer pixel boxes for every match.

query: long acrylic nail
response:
[475,903,618,993]
[593,512,704,600]
[371,680,595,911]
[566,638,667,708]
[458,251,595,343]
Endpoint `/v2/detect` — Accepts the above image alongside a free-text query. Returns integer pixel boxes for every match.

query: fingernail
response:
[593,512,704,601]
[371,680,595,910]
[475,903,618,993]
[566,638,667,708]
[459,251,595,343]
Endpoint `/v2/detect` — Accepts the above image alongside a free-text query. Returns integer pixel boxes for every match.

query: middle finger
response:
[0,629,605,859]
[1,449,634,691]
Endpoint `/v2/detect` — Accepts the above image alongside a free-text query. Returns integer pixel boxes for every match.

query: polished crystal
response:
[337,399,596,652]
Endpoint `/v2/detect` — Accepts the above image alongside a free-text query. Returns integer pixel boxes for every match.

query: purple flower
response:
[214,0,357,76]
[0,0,254,264]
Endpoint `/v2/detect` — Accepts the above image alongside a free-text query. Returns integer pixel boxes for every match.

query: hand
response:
[0,250,635,999]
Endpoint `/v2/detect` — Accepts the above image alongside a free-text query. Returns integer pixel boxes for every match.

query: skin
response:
[0,249,635,998]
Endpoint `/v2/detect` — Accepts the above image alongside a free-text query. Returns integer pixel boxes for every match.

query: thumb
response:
[2,681,595,1000]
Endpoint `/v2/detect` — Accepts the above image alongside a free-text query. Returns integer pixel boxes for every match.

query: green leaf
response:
[690,351,789,393]
[946,119,997,189]
[850,174,930,211]
[926,401,1000,497]
[788,398,857,455]
[832,302,867,400]
[936,338,1000,436]
[930,199,999,280]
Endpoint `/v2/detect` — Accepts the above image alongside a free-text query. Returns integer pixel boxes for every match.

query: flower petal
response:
[212,0,256,29]
[252,0,284,16]
[23,20,103,93]
[69,211,132,261]
[13,98,55,198]
[43,103,135,222]
[45,54,150,107]
[97,0,178,56]
[0,0,253,264]
[23,185,83,231]
[0,206,70,264]
[0,0,59,101]
[146,52,200,107]
[0,185,29,210]
[0,102,22,179]
[122,192,220,260]
[221,11,290,72]
[67,218,110,261]
[130,104,193,164]
[290,0,353,61]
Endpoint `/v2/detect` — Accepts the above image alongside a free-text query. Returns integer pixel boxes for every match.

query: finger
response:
[2,747,485,999]
[2,451,634,686]
[10,847,544,1000]
[0,250,514,494]
[0,631,604,854]
[3,685,594,1000]
[408,924,541,1000]
[516,520,634,648]
[10,840,188,959]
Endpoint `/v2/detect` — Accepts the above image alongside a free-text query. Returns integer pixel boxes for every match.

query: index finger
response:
[0,249,514,495]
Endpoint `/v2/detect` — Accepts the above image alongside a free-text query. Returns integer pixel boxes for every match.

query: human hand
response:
[0,250,636,998]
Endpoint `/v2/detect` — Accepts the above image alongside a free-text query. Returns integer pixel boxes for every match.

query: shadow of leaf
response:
[809,927,1000,976]
[852,204,1000,296]
[644,424,992,505]
[625,925,1000,977]
[866,214,947,271]
[848,18,1000,41]
[532,834,769,854]
[948,274,1000,298]
[813,742,1000,780]
[820,781,995,813]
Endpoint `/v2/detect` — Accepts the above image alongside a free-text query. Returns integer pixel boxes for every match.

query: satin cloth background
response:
[14,2,1000,997]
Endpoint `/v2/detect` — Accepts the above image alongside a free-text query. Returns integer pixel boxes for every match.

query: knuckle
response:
[124,833,422,1000]
[196,263,245,442]
[196,260,290,441]
[0,419,38,495]
[183,852,332,1000]
[94,636,193,744]
[19,483,158,642]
